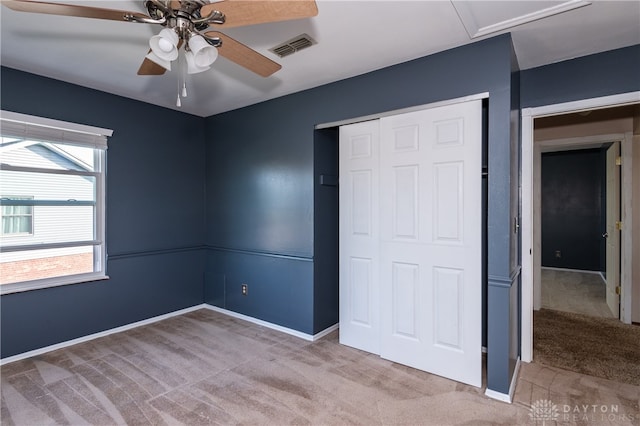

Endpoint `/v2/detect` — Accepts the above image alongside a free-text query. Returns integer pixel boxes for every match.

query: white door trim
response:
[530,133,626,315]
[620,132,634,324]
[521,91,640,363]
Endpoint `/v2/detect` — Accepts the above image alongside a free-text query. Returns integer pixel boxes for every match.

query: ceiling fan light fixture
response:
[157,38,174,53]
[188,34,218,68]
[185,51,210,74]
[145,51,172,71]
[149,28,179,61]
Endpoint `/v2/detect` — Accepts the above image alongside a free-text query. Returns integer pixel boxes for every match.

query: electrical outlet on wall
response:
[555,250,561,259]
[241,283,248,296]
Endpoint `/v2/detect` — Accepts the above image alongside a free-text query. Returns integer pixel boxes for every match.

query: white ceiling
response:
[1,1,639,117]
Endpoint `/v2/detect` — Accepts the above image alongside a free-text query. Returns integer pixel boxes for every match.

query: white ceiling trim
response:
[452,0,592,39]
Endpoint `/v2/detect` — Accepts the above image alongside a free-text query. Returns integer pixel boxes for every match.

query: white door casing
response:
[339,99,482,387]
[605,141,621,318]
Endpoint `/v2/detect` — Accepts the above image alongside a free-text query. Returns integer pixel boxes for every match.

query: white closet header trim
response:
[315,92,489,130]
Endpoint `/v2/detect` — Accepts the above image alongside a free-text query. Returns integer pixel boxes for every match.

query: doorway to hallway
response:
[521,93,640,363]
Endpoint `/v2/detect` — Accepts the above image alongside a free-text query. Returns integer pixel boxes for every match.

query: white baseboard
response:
[541,266,602,275]
[313,323,340,340]
[485,357,520,404]
[0,304,207,366]
[1,304,340,366]
[203,304,338,342]
[509,358,521,400]
[542,266,606,284]
[599,271,606,283]
[485,389,511,403]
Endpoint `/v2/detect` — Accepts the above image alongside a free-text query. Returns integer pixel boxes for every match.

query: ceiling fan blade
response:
[137,50,167,76]
[205,31,281,77]
[201,0,318,28]
[2,0,150,22]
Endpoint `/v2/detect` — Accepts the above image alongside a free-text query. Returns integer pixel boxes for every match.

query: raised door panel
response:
[349,257,373,325]
[432,266,464,350]
[392,165,419,240]
[391,261,420,339]
[433,162,464,243]
[350,170,372,236]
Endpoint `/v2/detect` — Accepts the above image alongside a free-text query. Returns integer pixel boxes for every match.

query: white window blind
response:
[0,110,112,150]
[0,110,112,294]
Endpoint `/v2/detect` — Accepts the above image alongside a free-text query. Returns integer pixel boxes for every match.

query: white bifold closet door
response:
[339,120,381,355]
[339,99,482,387]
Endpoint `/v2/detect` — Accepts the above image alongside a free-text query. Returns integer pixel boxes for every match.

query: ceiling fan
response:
[2,0,318,78]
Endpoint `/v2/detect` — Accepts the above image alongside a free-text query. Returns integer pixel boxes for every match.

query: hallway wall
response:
[540,149,604,271]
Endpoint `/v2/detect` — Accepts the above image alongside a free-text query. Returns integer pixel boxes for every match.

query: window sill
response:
[0,274,110,295]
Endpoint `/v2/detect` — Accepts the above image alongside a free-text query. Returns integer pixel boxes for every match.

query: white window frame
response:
[0,110,113,294]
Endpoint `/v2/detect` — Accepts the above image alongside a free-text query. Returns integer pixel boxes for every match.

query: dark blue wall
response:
[488,42,523,396]
[313,128,339,334]
[205,248,313,331]
[541,149,605,270]
[1,67,206,358]
[204,34,518,393]
[521,44,640,108]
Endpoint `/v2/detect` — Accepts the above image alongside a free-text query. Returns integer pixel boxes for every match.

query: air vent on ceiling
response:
[269,33,316,58]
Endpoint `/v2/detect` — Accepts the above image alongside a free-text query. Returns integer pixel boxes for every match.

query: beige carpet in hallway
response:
[2,309,638,425]
[541,268,613,319]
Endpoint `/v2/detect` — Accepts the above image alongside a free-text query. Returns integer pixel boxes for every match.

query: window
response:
[1,196,33,235]
[0,111,112,294]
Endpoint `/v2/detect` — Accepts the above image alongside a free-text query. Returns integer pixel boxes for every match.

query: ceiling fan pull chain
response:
[175,52,187,108]
[181,55,188,98]
[176,61,182,107]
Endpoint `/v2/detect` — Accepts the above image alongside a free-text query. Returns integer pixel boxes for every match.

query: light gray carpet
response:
[1,308,638,425]
[515,362,639,425]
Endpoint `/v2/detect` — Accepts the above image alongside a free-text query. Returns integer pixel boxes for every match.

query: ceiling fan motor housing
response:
[144,0,218,31]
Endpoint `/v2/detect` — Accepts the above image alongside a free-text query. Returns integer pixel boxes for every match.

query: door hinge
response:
[616,221,623,231]
[615,156,622,166]
[615,286,621,295]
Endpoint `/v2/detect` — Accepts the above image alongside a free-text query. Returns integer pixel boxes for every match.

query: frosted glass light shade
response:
[150,28,179,61]
[157,38,174,53]
[185,51,210,74]
[188,35,218,68]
